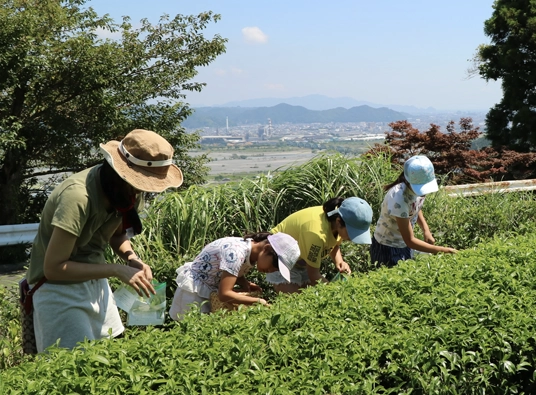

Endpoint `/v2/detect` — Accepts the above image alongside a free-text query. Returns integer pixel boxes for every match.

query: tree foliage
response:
[477,0,536,151]
[0,0,227,226]
[366,118,536,184]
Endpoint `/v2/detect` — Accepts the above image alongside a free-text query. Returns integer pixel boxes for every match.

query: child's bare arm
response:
[397,217,456,254]
[416,211,435,244]
[219,272,268,305]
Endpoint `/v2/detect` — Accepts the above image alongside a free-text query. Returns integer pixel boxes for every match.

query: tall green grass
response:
[127,153,397,261]
[107,152,536,288]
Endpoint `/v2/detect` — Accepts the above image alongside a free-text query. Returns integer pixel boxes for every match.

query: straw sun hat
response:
[99,129,184,193]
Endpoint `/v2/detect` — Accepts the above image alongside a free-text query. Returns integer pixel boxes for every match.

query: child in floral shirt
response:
[371,155,457,267]
[169,232,299,320]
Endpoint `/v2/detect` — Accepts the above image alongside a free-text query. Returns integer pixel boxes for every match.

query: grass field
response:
[193,148,321,181]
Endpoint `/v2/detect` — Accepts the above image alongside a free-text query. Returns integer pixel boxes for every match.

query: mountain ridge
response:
[183,103,408,128]
[192,94,440,115]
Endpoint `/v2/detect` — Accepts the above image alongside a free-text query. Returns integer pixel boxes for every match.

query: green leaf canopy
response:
[0,0,227,225]
[477,0,536,151]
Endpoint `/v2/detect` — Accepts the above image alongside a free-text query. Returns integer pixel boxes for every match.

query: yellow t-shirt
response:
[271,206,341,268]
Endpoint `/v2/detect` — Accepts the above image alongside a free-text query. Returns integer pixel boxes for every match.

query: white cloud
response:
[214,69,227,76]
[94,27,122,40]
[231,67,244,75]
[264,83,285,91]
[242,27,268,44]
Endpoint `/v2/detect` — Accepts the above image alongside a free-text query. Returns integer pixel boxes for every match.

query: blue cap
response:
[404,155,438,196]
[328,197,372,244]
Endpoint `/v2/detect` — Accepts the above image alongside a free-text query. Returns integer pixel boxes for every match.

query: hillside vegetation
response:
[2,234,536,393]
[2,153,536,393]
[183,104,407,128]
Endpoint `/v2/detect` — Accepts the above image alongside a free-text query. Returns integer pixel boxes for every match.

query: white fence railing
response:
[0,179,536,247]
[0,223,39,247]
[443,179,536,197]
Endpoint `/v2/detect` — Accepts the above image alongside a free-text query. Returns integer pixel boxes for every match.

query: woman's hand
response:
[128,257,153,283]
[117,265,155,298]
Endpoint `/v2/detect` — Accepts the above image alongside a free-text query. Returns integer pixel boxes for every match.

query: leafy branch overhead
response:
[0,0,227,225]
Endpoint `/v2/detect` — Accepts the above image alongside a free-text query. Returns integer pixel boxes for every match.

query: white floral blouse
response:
[373,183,425,248]
[174,237,253,299]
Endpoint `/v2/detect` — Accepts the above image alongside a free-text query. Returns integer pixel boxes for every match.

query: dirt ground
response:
[0,262,27,290]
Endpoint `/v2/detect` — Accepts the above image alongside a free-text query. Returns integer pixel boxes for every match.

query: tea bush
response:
[3,234,536,393]
[4,152,536,393]
[0,283,25,370]
[423,188,536,250]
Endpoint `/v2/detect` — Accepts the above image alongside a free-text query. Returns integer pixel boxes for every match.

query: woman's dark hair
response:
[243,231,278,268]
[322,197,346,226]
[100,160,143,235]
[383,171,408,192]
[100,160,134,208]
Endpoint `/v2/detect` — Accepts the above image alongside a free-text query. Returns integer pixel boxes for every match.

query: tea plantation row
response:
[2,233,536,394]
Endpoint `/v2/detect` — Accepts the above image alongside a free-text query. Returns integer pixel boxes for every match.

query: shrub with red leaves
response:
[364,118,536,184]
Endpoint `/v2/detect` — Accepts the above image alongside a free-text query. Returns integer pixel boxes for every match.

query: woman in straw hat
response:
[26,129,183,352]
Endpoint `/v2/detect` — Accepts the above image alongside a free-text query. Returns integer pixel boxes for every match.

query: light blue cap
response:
[328,197,372,244]
[404,155,438,196]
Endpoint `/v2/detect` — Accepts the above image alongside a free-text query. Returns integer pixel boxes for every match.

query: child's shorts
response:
[370,237,413,268]
[168,288,210,321]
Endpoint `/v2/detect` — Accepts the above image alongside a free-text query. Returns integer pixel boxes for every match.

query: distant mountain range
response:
[183,103,408,128]
[202,94,441,115]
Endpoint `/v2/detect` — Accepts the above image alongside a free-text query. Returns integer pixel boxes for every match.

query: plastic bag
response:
[331,272,349,282]
[113,280,166,326]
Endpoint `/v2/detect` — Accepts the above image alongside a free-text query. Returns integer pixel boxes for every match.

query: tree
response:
[367,118,485,184]
[476,0,536,151]
[0,0,227,226]
[365,118,536,184]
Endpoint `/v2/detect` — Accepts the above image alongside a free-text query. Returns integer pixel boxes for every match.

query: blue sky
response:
[87,0,502,111]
